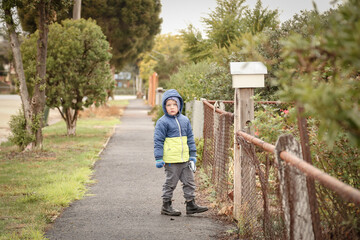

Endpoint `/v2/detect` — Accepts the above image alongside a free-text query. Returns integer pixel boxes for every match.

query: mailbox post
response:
[230,62,267,220]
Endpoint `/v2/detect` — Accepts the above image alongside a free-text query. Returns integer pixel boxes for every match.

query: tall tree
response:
[243,0,279,35]
[73,0,81,19]
[17,0,162,71]
[181,0,278,64]
[202,0,247,48]
[139,34,188,87]
[1,0,73,150]
[21,19,113,135]
[81,0,162,69]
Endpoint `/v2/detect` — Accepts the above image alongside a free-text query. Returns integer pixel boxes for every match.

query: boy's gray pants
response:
[162,161,196,201]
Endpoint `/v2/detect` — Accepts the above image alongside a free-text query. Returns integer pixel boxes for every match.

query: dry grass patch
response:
[79,102,126,119]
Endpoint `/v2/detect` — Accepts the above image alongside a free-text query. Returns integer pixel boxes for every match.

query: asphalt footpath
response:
[46,99,231,240]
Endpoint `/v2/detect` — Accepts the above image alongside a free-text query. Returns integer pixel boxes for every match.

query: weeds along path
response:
[46,99,228,240]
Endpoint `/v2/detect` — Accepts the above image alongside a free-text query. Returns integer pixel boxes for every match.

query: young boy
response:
[154,89,208,216]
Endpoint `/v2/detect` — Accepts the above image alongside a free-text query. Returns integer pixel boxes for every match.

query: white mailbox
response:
[230,62,267,88]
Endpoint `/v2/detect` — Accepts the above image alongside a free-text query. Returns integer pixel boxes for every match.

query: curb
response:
[97,125,117,157]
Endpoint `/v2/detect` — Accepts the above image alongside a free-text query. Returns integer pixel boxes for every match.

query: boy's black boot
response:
[186,199,208,214]
[161,200,181,216]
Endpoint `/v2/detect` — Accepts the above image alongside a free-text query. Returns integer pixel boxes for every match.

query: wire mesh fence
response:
[202,100,234,199]
[236,131,360,240]
[236,134,284,239]
[200,99,360,239]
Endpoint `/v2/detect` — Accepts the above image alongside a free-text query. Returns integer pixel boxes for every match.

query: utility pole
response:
[73,0,81,20]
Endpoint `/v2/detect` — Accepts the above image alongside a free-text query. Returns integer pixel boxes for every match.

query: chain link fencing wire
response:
[236,135,285,239]
[236,132,360,240]
[201,100,359,239]
[315,180,360,239]
[202,100,234,200]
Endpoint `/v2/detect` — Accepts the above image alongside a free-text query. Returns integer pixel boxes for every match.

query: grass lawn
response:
[0,100,128,239]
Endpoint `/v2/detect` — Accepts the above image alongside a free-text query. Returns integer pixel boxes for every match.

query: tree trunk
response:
[3,7,32,137]
[73,0,81,20]
[64,108,78,136]
[30,1,49,149]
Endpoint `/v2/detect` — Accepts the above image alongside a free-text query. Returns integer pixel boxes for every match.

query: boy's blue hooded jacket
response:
[154,89,196,163]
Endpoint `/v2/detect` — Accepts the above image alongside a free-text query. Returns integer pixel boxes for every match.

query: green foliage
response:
[21,18,113,112]
[166,61,211,103]
[310,127,360,238]
[180,25,212,63]
[280,9,333,38]
[251,102,360,238]
[202,0,247,48]
[181,0,247,63]
[139,34,188,87]
[8,108,34,150]
[16,0,161,69]
[202,63,233,100]
[275,0,360,146]
[178,0,281,101]
[181,0,279,64]
[243,0,279,35]
[251,104,293,144]
[81,0,162,69]
[17,0,73,33]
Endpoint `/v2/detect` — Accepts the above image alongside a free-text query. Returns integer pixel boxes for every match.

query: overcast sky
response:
[160,0,339,35]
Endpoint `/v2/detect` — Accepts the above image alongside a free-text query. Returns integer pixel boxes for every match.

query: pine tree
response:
[17,0,162,70]
[81,0,162,69]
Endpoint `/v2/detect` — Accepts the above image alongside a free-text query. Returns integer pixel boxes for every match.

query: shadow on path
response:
[46,99,229,240]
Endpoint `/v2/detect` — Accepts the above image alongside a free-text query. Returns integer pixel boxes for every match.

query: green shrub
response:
[166,61,211,102]
[8,109,34,150]
[252,103,360,238]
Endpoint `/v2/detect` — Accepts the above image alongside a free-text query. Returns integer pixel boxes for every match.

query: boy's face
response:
[165,99,179,116]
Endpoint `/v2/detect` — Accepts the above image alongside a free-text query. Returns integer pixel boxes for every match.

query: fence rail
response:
[199,98,360,239]
[236,131,360,205]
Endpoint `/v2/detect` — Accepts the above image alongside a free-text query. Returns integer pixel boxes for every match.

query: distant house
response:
[114,71,132,88]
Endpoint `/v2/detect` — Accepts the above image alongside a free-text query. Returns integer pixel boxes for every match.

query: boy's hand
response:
[156,159,165,168]
[189,157,197,164]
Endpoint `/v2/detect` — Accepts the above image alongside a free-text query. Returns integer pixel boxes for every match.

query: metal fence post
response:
[230,62,267,221]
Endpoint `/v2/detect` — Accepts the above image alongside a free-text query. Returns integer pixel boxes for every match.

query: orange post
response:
[148,72,158,107]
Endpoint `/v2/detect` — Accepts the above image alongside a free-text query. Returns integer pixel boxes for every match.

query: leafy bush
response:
[166,61,211,103]
[251,105,289,144]
[252,103,360,238]
[8,109,34,150]
[275,0,360,147]
[308,119,360,238]
[203,63,233,100]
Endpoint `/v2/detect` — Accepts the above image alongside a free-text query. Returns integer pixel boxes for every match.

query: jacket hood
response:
[162,89,183,117]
